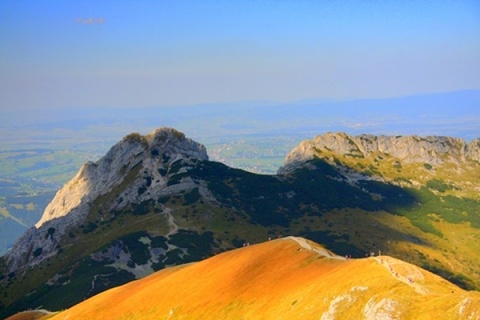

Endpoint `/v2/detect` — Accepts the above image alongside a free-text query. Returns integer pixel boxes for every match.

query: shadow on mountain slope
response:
[191,158,422,227]
[1,154,478,318]
[190,158,479,289]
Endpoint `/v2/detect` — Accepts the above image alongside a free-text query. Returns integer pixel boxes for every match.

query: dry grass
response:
[5,310,56,320]
[48,237,479,320]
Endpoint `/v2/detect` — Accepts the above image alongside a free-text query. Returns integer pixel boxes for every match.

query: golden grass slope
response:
[5,309,54,320]
[49,237,479,320]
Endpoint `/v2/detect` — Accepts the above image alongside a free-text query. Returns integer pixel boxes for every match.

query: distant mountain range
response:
[1,127,479,318]
[1,90,479,152]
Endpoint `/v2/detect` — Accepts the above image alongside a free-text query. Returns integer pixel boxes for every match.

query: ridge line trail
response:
[374,256,428,295]
[164,207,179,236]
[285,236,346,260]
[287,236,431,295]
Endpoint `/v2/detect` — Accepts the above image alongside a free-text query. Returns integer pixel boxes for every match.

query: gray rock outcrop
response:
[4,127,208,272]
[278,132,480,174]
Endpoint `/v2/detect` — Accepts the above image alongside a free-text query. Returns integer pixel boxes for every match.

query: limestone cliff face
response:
[278,132,480,174]
[465,138,480,161]
[36,128,207,228]
[5,127,208,272]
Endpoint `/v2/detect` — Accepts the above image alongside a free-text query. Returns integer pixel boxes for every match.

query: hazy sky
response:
[1,0,480,110]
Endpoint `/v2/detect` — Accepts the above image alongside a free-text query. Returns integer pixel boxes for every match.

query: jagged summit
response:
[5,127,208,272]
[36,127,207,228]
[278,132,480,174]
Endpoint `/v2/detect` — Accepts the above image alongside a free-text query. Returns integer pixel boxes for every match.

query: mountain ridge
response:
[29,237,480,320]
[1,128,479,318]
[280,132,480,174]
[4,127,209,273]
[37,127,208,228]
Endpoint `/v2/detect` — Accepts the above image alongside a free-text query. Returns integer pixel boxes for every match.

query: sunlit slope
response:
[5,309,53,320]
[50,237,479,320]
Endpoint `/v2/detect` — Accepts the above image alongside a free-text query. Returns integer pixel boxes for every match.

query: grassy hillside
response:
[38,237,480,320]
[1,140,479,318]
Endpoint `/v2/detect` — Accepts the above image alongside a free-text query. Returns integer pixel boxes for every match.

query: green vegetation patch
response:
[426,179,454,193]
[123,132,148,147]
[168,229,216,263]
[119,231,151,265]
[183,188,201,205]
[423,163,433,170]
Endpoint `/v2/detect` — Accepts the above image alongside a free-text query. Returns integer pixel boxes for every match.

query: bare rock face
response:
[278,133,480,174]
[5,127,208,272]
[36,128,207,228]
[465,138,480,162]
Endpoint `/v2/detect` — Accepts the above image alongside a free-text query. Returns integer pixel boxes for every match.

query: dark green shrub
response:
[423,163,433,170]
[150,236,168,249]
[82,222,98,234]
[33,247,43,257]
[426,179,452,193]
[120,232,151,265]
[123,132,148,147]
[183,188,201,205]
[131,199,155,215]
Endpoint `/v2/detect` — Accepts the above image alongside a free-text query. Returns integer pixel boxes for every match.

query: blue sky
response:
[1,0,479,110]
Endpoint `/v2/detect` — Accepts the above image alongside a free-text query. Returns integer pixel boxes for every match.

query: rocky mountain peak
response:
[278,132,480,174]
[35,127,207,228]
[5,127,208,272]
